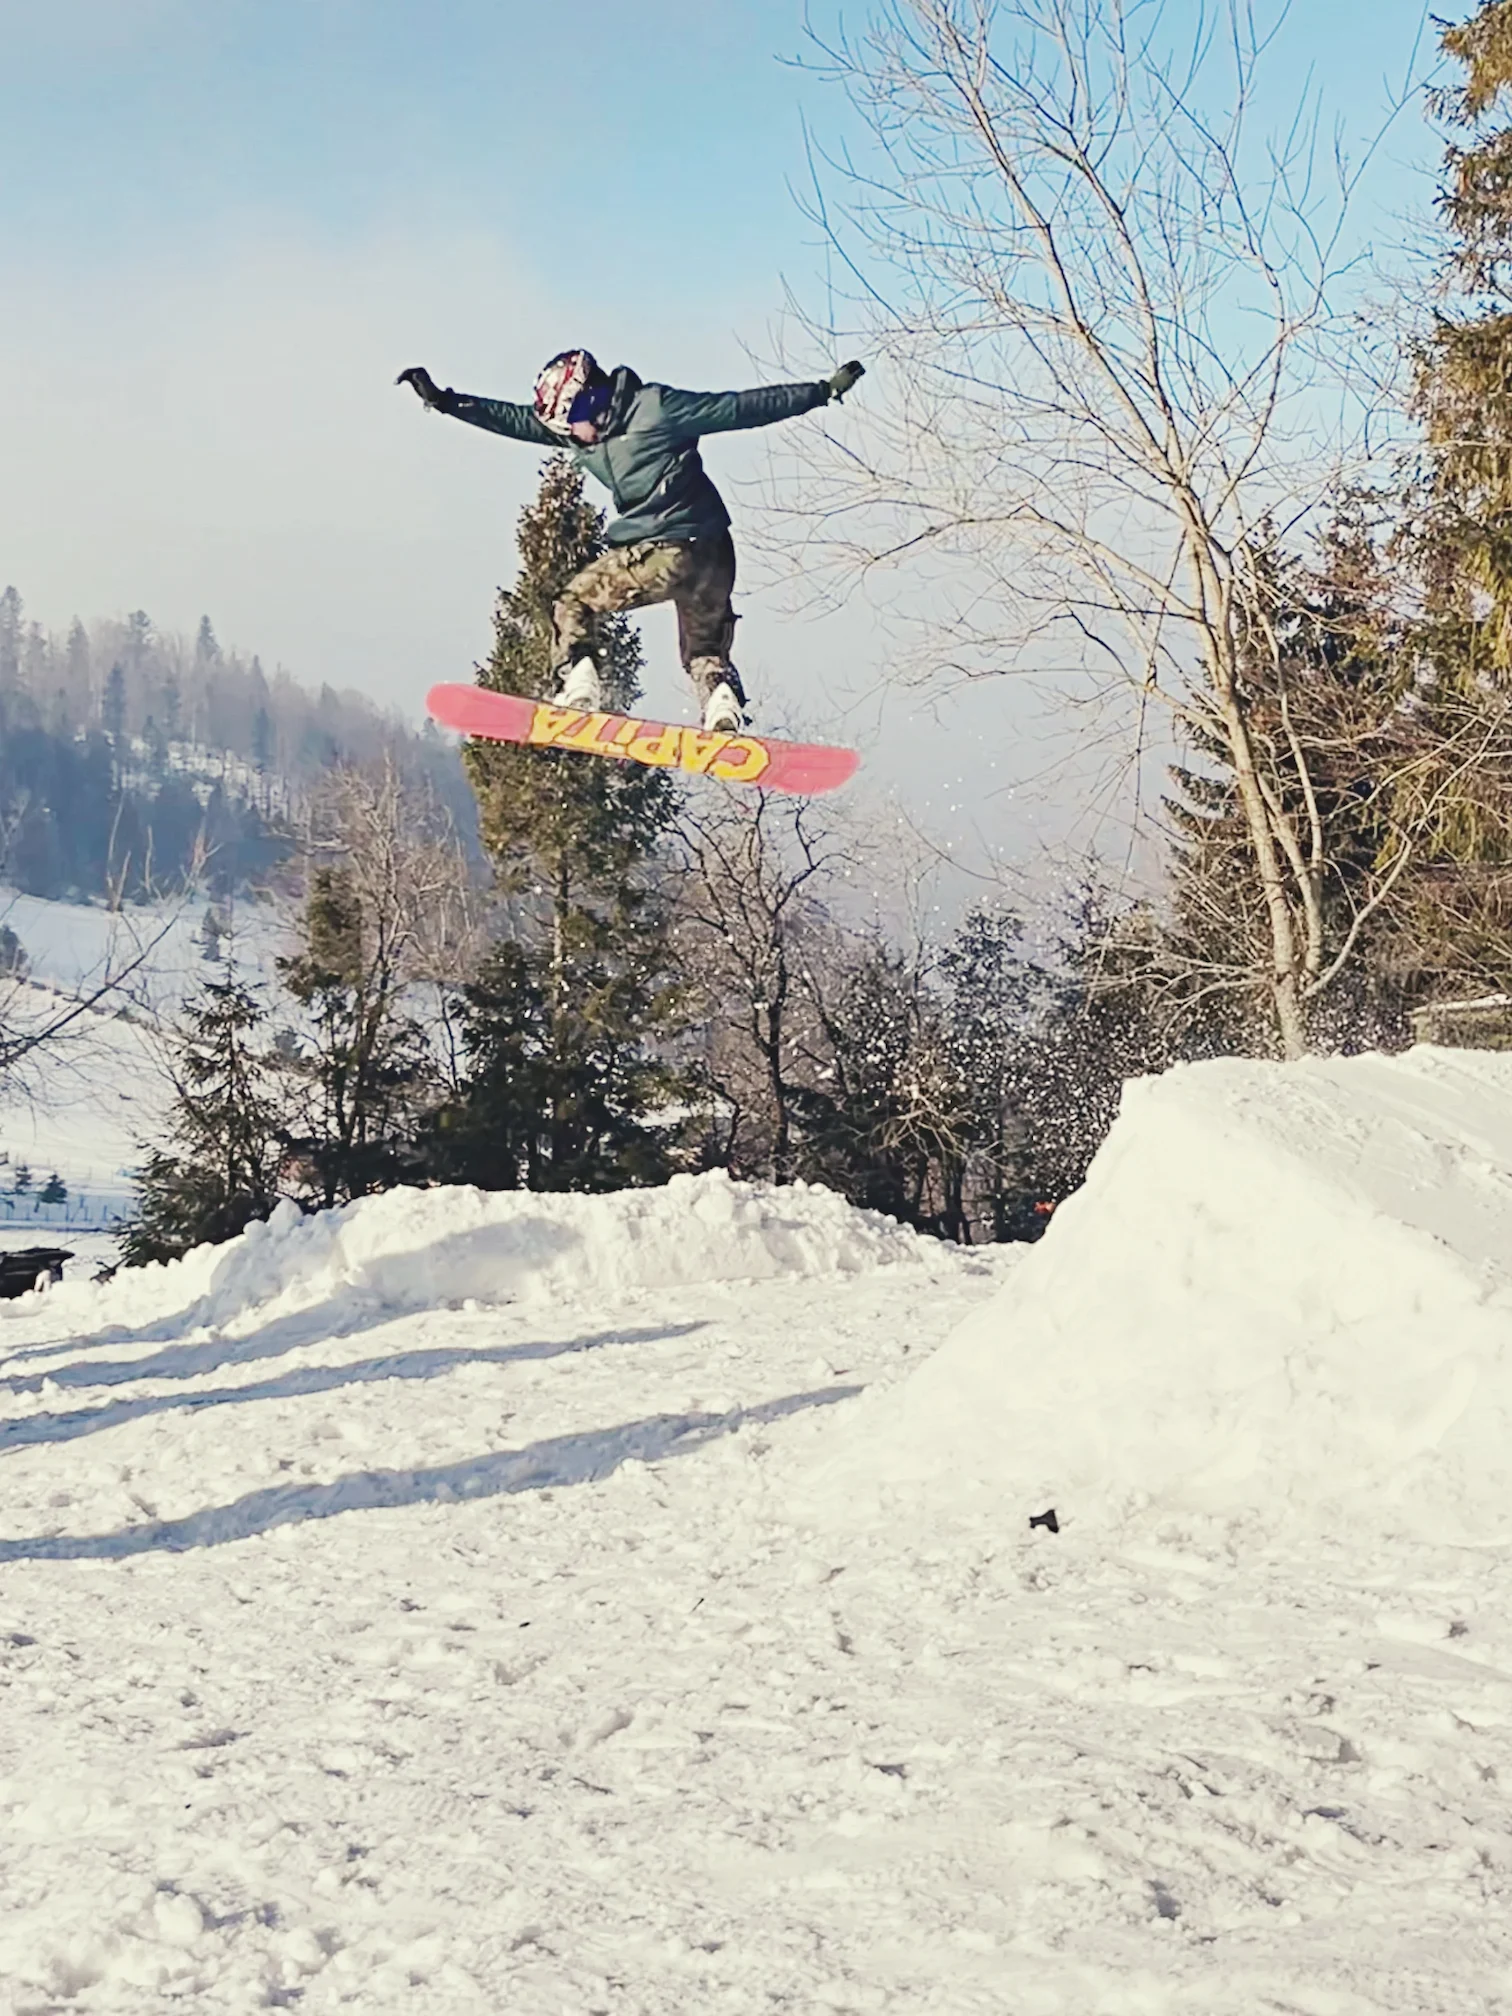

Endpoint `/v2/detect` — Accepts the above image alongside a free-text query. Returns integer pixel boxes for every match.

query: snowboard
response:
[425,684,859,796]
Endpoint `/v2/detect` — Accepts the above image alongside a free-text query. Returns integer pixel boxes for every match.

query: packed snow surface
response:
[818,1046,1512,1542]
[4,1069,1512,2011]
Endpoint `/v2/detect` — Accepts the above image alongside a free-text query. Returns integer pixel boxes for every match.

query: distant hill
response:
[0,587,477,903]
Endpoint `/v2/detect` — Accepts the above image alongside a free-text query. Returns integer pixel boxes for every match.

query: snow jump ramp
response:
[816,1048,1512,1542]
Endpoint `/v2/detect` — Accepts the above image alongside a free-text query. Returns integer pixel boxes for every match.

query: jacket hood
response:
[598,366,643,440]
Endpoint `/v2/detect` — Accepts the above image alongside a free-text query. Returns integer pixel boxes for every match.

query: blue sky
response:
[3,1,822,328]
[0,0,1447,889]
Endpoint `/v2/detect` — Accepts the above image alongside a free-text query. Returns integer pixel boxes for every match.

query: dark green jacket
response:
[438,366,830,547]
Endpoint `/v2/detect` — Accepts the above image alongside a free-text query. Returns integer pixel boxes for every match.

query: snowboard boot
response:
[554,657,602,711]
[691,658,749,735]
[702,682,748,734]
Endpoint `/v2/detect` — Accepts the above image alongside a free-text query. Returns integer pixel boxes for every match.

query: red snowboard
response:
[425,684,859,796]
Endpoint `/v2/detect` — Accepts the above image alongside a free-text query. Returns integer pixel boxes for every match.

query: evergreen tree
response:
[0,587,23,695]
[431,937,680,1191]
[803,938,967,1231]
[1401,2,1512,997]
[102,664,127,747]
[1416,2,1512,669]
[1006,884,1175,1215]
[450,459,686,1190]
[278,864,433,1207]
[160,669,182,743]
[195,615,221,667]
[939,904,1036,1240]
[1155,502,1417,1050]
[121,974,286,1264]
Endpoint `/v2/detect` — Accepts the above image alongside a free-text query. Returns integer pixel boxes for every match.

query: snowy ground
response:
[3,1076,1512,2011]
[0,885,291,1235]
[0,1004,163,1235]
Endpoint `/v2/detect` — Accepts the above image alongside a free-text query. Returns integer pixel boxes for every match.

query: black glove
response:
[825,359,865,403]
[396,366,455,411]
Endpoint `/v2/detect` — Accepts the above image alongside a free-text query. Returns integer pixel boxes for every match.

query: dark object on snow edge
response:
[0,1247,73,1299]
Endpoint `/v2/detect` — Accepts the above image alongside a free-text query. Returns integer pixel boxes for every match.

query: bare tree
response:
[785,0,1437,1055]
[0,822,204,1097]
[279,760,480,1203]
[674,794,847,1178]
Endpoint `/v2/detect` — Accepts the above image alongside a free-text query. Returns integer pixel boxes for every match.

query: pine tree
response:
[195,615,220,667]
[1416,2,1512,670]
[102,664,127,746]
[1156,502,1415,1050]
[791,937,970,1234]
[277,865,432,1208]
[1399,2,1512,999]
[0,587,23,696]
[939,904,1035,1240]
[120,974,285,1264]
[450,459,687,1190]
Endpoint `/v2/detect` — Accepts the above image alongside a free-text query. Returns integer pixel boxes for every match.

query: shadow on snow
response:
[2,1220,584,1374]
[0,1385,861,1563]
[0,1322,710,1457]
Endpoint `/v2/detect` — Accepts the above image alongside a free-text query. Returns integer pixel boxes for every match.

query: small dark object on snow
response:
[0,1247,73,1299]
[1029,1507,1060,1535]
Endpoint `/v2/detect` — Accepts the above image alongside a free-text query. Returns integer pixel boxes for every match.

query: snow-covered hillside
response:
[3,1062,1512,2011]
[0,888,291,1235]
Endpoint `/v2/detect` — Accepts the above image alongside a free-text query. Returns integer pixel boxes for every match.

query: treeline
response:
[1114,0,1512,1059]
[129,463,1145,1261]
[0,591,474,901]
[128,1,1512,1254]
[778,0,1512,1064]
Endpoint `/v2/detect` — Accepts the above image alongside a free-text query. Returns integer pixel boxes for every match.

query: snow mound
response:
[75,1171,928,1337]
[814,1047,1512,1540]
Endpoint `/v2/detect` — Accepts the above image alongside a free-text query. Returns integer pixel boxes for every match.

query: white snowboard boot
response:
[554,657,602,710]
[702,680,747,735]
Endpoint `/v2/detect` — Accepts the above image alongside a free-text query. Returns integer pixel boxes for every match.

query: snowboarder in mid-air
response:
[397,349,864,734]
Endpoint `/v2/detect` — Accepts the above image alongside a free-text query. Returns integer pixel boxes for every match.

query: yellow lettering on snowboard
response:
[528,706,773,785]
[528,704,580,745]
[709,736,771,784]
[677,729,734,774]
[557,711,620,751]
[627,725,683,766]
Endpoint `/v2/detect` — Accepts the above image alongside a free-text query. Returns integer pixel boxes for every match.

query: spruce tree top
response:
[466,458,675,895]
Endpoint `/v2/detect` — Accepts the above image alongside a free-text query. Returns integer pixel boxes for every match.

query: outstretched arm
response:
[396,366,557,446]
[659,363,864,437]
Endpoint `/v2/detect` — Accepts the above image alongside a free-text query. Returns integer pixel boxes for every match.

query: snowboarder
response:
[396,349,864,734]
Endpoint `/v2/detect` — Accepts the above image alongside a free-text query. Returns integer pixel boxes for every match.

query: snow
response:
[0,887,288,1005]
[0,886,291,1237]
[3,1055,1512,2010]
[811,1047,1512,1544]
[0,1002,164,1233]
[86,1172,926,1340]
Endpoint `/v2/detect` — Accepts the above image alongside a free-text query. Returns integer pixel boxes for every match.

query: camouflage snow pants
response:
[551,531,745,707]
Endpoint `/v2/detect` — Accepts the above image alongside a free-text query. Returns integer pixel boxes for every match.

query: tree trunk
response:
[1217,684,1309,1060]
[764,1001,792,1182]
[550,855,570,1176]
